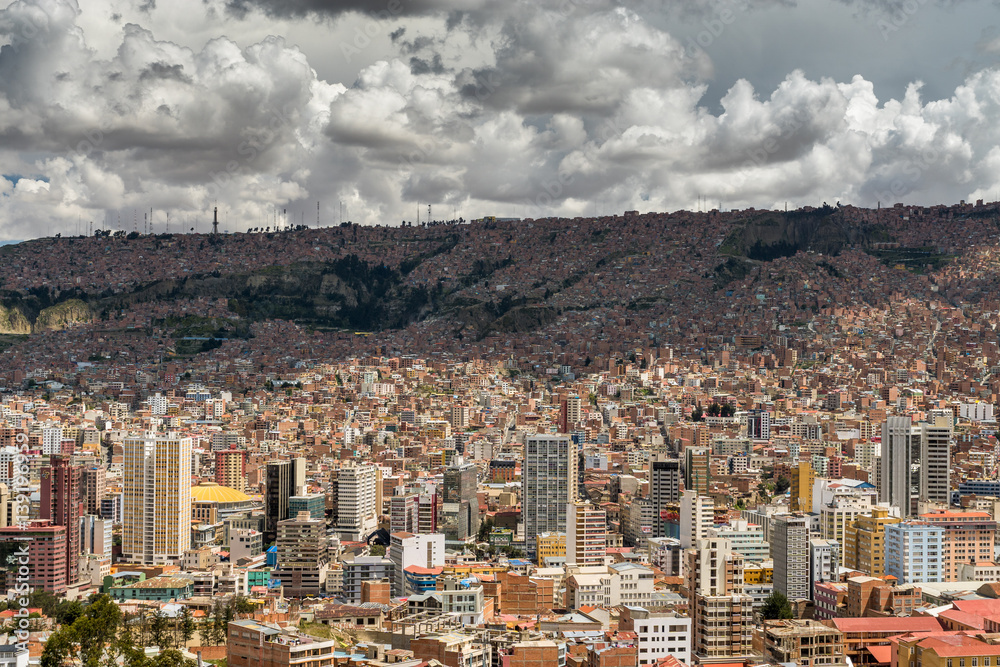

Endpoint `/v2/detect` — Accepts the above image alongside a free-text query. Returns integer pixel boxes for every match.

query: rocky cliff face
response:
[0,304,31,334]
[34,299,93,331]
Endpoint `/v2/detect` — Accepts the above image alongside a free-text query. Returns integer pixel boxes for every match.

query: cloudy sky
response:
[1,0,1000,239]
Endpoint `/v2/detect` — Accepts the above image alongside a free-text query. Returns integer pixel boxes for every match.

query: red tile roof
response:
[865,645,892,663]
[830,617,944,633]
[938,609,986,630]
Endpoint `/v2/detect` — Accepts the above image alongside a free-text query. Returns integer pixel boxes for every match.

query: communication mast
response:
[212,207,219,235]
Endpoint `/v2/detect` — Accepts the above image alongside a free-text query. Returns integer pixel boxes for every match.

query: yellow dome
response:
[192,482,251,504]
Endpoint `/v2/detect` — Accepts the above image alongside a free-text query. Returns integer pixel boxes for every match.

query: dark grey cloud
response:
[223,0,483,20]
[2,0,1000,241]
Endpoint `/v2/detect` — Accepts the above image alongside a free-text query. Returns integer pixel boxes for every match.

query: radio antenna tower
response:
[212,207,219,235]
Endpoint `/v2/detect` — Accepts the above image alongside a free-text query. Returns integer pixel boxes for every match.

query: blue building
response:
[958,480,1000,497]
[885,522,944,584]
[289,493,326,520]
[403,565,443,595]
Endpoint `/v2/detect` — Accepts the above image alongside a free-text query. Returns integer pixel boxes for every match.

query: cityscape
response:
[7,1,1000,667]
[0,198,995,667]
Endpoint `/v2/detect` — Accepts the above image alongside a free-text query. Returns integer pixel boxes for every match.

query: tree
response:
[209,599,227,645]
[691,406,704,422]
[774,476,791,495]
[756,481,771,503]
[231,595,257,616]
[150,608,172,648]
[178,606,196,647]
[53,599,85,626]
[721,403,736,418]
[148,649,197,667]
[41,594,124,667]
[198,617,215,646]
[706,403,722,417]
[369,544,386,557]
[477,518,495,543]
[760,591,794,620]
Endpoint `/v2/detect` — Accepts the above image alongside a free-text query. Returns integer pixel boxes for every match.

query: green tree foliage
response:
[198,617,215,646]
[231,595,257,616]
[41,594,137,667]
[53,600,85,626]
[691,406,704,422]
[368,544,386,557]
[774,476,791,495]
[148,650,197,667]
[178,606,196,647]
[208,600,227,645]
[477,518,495,543]
[760,591,794,620]
[150,608,171,649]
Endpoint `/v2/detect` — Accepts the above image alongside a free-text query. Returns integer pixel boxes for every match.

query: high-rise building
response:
[878,415,952,516]
[622,496,654,549]
[441,457,479,542]
[683,447,710,496]
[82,466,106,517]
[820,495,873,566]
[273,511,328,597]
[288,493,325,521]
[772,514,810,601]
[264,458,306,541]
[41,427,64,456]
[40,456,85,586]
[566,502,607,566]
[843,506,900,577]
[679,490,713,549]
[80,514,112,586]
[80,514,112,559]
[336,462,378,542]
[0,521,67,594]
[560,395,582,433]
[790,461,814,512]
[809,538,840,600]
[449,405,470,430]
[746,410,771,440]
[390,492,420,534]
[885,521,945,583]
[685,538,755,663]
[523,435,576,558]
[215,449,247,492]
[918,510,996,581]
[650,454,681,538]
[418,489,438,534]
[122,432,192,565]
[922,412,953,506]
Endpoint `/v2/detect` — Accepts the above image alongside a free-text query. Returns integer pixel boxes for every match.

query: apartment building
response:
[523,435,576,559]
[884,521,945,583]
[918,510,997,581]
[685,538,755,664]
[122,432,191,565]
[843,506,900,578]
[619,607,692,666]
[567,502,607,567]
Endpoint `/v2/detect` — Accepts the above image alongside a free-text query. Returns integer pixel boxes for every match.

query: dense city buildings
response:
[12,206,1000,665]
